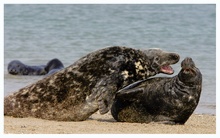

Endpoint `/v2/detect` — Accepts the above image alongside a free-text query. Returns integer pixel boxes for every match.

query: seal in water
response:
[44,58,64,75]
[111,57,202,124]
[7,58,64,75]
[4,46,179,121]
[7,60,47,75]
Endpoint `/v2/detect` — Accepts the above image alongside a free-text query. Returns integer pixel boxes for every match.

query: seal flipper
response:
[117,79,147,92]
[115,79,147,100]
[96,78,146,114]
[94,78,118,115]
[154,115,176,125]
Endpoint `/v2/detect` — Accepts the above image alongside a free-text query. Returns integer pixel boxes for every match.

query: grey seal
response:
[44,58,64,75]
[7,60,47,75]
[7,58,64,75]
[111,57,202,124]
[4,46,179,121]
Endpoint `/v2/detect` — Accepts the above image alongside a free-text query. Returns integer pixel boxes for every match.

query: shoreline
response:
[4,113,216,134]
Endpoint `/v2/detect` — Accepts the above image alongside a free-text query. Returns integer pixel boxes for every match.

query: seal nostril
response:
[170,54,180,60]
[175,55,180,60]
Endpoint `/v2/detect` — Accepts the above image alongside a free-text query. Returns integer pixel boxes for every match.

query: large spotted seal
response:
[4,46,179,121]
[111,57,202,124]
[7,58,64,75]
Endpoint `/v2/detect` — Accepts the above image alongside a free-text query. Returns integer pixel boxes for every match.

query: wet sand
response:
[4,113,216,134]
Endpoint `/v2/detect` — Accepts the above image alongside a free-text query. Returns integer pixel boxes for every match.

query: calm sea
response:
[4,4,216,115]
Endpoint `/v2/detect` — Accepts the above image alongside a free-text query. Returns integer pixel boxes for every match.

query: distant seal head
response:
[111,57,202,124]
[7,58,64,76]
[7,60,47,75]
[4,46,179,121]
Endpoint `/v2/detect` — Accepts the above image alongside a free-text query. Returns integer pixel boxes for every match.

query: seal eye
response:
[151,56,160,68]
[154,57,159,61]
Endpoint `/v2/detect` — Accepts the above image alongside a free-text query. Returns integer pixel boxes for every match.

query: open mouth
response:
[183,68,196,75]
[160,65,174,74]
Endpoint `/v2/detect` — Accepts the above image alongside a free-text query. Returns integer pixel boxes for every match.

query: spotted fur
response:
[4,46,179,121]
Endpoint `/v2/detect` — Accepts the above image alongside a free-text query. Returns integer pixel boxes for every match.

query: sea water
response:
[4,4,216,115]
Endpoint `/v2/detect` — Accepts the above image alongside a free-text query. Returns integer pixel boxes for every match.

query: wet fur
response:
[7,60,46,75]
[45,58,64,75]
[7,58,64,75]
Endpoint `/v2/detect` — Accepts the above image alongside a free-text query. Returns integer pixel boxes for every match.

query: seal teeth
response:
[161,65,174,74]
[183,68,196,75]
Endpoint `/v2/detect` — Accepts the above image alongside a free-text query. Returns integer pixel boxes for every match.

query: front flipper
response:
[94,78,118,115]
[95,78,148,114]
[154,115,177,125]
[117,79,147,92]
[115,79,147,100]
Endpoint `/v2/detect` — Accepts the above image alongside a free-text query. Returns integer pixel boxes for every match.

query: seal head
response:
[178,57,201,85]
[143,48,179,75]
[7,60,47,75]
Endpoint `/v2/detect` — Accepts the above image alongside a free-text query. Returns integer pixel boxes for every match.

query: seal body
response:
[7,58,64,75]
[44,58,64,75]
[4,46,179,121]
[111,57,202,124]
[7,60,47,75]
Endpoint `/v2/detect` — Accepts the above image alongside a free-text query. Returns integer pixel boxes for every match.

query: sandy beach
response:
[4,112,216,134]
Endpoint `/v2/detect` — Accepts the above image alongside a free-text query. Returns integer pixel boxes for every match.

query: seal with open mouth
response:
[111,57,202,124]
[4,46,179,121]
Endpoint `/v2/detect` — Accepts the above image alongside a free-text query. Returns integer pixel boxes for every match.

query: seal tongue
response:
[161,65,174,74]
